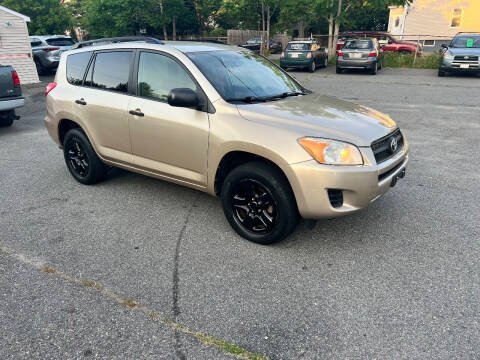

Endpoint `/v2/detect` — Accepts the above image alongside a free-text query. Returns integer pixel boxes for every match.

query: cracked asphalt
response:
[1,67,479,359]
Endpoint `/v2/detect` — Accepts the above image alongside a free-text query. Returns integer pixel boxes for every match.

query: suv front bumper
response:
[283,139,410,219]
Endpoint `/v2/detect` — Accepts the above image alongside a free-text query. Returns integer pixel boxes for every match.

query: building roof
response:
[0,5,30,22]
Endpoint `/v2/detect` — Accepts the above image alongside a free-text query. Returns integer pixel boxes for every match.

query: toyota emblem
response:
[390,137,398,153]
[464,56,469,60]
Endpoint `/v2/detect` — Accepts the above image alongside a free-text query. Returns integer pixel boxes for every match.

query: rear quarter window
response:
[66,51,93,86]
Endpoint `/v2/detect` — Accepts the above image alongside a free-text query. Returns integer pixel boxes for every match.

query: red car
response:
[337,31,422,55]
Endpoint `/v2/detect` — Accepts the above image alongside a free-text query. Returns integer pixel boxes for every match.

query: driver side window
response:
[137,51,197,102]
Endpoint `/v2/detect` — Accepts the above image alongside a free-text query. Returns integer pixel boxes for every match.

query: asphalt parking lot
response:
[1,67,479,359]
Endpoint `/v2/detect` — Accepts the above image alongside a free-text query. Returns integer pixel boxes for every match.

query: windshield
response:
[343,39,373,49]
[286,43,310,51]
[188,50,305,101]
[451,35,480,48]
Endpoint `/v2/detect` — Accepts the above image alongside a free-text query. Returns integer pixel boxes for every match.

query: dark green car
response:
[280,40,328,72]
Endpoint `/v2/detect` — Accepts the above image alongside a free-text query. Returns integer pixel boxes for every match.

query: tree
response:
[0,0,71,35]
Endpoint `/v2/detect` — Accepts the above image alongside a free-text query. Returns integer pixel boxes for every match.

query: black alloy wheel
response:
[221,161,299,244]
[309,60,316,73]
[63,128,107,185]
[65,139,89,177]
[231,179,278,234]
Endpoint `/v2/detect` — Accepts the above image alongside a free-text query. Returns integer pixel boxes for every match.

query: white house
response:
[0,5,39,84]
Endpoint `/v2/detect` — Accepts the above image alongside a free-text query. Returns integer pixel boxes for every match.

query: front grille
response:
[453,55,479,64]
[371,129,404,164]
[327,189,343,208]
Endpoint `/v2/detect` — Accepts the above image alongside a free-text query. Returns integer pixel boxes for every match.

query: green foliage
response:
[383,52,441,69]
[0,0,71,35]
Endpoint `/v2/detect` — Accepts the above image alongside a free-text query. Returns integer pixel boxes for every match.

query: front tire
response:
[438,69,446,77]
[221,161,299,244]
[63,128,107,185]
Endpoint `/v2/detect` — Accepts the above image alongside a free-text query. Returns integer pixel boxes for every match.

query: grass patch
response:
[42,266,56,274]
[121,299,138,308]
[383,52,441,69]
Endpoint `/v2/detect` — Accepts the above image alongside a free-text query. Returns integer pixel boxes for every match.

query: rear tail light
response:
[42,47,60,52]
[338,51,343,57]
[368,51,377,57]
[45,82,57,96]
[11,70,20,87]
[307,52,312,59]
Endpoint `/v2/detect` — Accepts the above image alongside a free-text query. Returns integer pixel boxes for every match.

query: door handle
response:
[75,99,87,105]
[129,109,144,117]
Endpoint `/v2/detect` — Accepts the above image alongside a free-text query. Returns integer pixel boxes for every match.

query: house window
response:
[423,40,435,46]
[451,8,462,27]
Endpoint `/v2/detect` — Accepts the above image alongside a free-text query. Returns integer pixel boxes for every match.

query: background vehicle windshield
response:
[343,40,373,49]
[188,50,305,100]
[46,38,75,46]
[286,43,310,51]
[451,35,480,48]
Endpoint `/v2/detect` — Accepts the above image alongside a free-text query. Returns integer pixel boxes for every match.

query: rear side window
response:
[66,51,93,85]
[46,38,75,46]
[90,51,132,93]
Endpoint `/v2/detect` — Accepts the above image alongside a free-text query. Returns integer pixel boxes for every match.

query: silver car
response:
[336,38,385,75]
[30,35,75,75]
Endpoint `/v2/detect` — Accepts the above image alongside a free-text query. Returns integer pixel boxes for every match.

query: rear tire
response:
[322,57,328,68]
[63,128,107,185]
[0,110,14,127]
[221,161,299,245]
[34,59,45,76]
[370,62,378,75]
[309,61,316,73]
[336,67,342,74]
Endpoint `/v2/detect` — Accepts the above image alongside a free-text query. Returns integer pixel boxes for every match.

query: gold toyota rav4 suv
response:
[45,42,409,244]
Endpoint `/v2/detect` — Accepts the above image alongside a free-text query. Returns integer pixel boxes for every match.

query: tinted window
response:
[286,43,310,51]
[66,51,93,85]
[451,35,480,48]
[188,51,304,101]
[343,40,374,49]
[137,52,197,102]
[30,40,42,47]
[46,38,75,46]
[91,52,132,93]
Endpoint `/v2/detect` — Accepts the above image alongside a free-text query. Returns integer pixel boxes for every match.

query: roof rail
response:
[72,36,163,49]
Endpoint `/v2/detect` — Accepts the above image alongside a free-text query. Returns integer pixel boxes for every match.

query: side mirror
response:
[441,44,448,49]
[168,88,199,109]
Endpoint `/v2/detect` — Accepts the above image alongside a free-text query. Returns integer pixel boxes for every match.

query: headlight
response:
[443,52,453,60]
[298,137,363,165]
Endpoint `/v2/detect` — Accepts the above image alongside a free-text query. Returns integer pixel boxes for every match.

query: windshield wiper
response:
[262,91,307,101]
[227,91,307,103]
[225,96,266,103]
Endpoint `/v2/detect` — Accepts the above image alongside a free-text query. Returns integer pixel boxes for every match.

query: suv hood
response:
[236,93,397,147]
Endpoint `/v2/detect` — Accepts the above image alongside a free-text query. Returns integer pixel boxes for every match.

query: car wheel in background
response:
[221,161,299,245]
[336,67,343,74]
[438,69,446,77]
[323,57,328,68]
[370,62,378,75]
[309,61,316,73]
[34,59,45,76]
[0,110,14,127]
[63,128,107,185]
